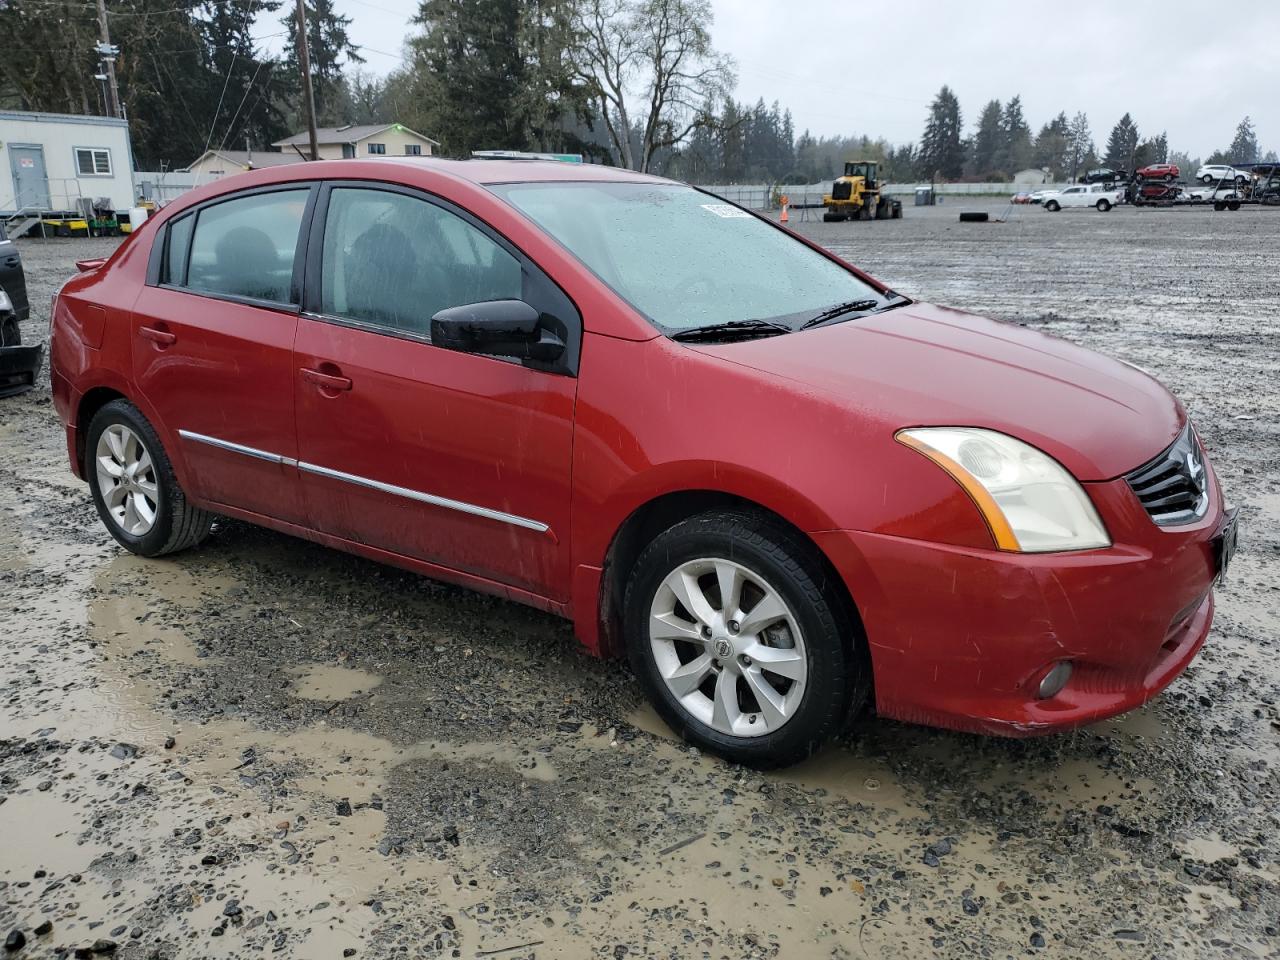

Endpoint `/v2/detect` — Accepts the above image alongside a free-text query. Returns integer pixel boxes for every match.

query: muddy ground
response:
[1,203,1278,959]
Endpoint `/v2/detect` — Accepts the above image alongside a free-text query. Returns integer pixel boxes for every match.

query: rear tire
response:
[624,510,866,768]
[1228,200,1241,211]
[1202,175,1213,184]
[86,400,214,558]
[1096,199,1111,211]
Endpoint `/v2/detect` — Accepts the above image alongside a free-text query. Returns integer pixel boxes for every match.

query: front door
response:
[131,186,316,525]
[293,184,578,601]
[9,145,50,211]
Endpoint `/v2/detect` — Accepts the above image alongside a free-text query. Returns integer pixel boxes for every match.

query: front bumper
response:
[0,343,42,398]
[814,474,1225,736]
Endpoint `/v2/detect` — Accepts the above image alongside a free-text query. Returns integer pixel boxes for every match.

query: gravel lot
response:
[2,203,1278,959]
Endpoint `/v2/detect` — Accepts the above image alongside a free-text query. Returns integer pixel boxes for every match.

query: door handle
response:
[301,366,353,392]
[139,325,176,346]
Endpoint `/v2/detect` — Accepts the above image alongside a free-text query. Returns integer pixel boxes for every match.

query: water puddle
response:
[289,663,384,701]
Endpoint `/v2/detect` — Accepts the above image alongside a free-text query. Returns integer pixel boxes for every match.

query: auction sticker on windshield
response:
[700,203,752,218]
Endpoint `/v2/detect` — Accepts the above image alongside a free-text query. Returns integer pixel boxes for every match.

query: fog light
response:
[1036,661,1073,699]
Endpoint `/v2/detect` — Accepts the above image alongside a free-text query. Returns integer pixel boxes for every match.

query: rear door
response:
[292,183,579,600]
[131,185,317,524]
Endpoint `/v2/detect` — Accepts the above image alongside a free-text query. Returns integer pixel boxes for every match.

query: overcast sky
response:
[263,0,1278,157]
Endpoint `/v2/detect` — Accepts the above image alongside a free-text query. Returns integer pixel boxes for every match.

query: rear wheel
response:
[1096,199,1111,211]
[1202,174,1213,184]
[1164,174,1175,182]
[87,400,213,557]
[624,511,865,768]
[1228,200,1241,211]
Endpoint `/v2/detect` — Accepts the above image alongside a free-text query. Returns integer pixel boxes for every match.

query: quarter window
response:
[319,187,522,335]
[75,148,112,176]
[184,190,309,304]
[163,213,195,285]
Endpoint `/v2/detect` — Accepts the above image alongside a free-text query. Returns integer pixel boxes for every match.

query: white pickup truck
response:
[1042,183,1124,212]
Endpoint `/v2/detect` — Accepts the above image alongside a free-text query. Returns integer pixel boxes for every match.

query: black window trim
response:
[301,179,583,376]
[144,182,321,315]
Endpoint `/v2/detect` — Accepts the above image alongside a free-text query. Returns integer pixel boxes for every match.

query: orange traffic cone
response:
[780,200,789,223]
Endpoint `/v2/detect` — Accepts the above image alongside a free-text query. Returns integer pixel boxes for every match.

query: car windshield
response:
[490,181,885,333]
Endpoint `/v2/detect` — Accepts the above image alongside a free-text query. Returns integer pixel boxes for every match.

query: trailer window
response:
[75,148,112,177]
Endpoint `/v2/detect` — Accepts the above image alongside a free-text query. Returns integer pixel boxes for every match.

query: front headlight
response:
[896,427,1111,553]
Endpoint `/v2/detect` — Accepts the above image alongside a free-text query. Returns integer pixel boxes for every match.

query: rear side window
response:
[185,190,309,304]
[163,214,194,285]
[318,187,521,336]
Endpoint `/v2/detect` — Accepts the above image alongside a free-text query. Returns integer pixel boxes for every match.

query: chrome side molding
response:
[178,429,550,534]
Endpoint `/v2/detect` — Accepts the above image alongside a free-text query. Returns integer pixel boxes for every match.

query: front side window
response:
[319,187,521,335]
[493,182,882,333]
[75,148,112,176]
[367,143,386,155]
[185,189,309,304]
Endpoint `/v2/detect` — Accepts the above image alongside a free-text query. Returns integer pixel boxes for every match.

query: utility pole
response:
[94,0,122,119]
[294,0,320,161]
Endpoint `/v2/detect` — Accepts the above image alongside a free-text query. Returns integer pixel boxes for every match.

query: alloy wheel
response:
[95,424,159,536]
[648,558,807,737]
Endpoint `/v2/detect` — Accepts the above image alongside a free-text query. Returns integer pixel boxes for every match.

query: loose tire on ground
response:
[86,399,214,558]
[958,211,989,222]
[623,510,867,768]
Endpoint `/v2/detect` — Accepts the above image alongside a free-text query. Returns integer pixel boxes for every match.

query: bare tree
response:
[573,0,733,172]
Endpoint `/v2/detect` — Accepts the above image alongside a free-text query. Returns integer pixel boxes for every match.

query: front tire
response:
[87,400,213,557]
[1096,199,1111,211]
[1045,200,1060,212]
[624,510,866,768]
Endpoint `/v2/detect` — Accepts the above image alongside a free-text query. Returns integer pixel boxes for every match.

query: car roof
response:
[374,157,672,186]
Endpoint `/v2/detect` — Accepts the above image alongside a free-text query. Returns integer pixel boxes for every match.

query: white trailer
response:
[0,110,136,230]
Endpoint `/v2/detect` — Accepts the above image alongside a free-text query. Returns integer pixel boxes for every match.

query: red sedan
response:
[49,160,1236,766]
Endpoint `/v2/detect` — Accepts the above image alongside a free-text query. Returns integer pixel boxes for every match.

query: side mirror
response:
[430,299,565,364]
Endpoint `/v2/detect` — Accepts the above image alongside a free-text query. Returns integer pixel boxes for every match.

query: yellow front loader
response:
[822,161,902,221]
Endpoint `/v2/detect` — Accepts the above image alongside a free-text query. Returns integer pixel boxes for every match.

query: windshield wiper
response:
[799,298,882,330]
[800,294,911,330]
[671,319,793,343]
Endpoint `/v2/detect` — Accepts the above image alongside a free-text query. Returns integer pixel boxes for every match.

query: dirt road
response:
[2,205,1277,959]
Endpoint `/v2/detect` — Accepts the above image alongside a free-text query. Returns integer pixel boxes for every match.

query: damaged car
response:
[48,160,1237,767]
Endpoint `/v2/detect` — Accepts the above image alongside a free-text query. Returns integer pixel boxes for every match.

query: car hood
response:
[690,302,1183,481]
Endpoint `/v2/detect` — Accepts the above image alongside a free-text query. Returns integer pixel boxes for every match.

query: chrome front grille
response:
[1125,423,1210,526]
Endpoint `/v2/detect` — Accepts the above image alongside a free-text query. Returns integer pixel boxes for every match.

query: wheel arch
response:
[75,385,129,475]
[586,490,869,684]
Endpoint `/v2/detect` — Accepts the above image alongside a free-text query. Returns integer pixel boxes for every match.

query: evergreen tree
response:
[1068,111,1093,180]
[970,99,1003,178]
[407,0,525,155]
[1104,113,1139,169]
[998,95,1032,174]
[281,0,364,126]
[1033,113,1072,178]
[919,85,964,179]
[1227,116,1258,163]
